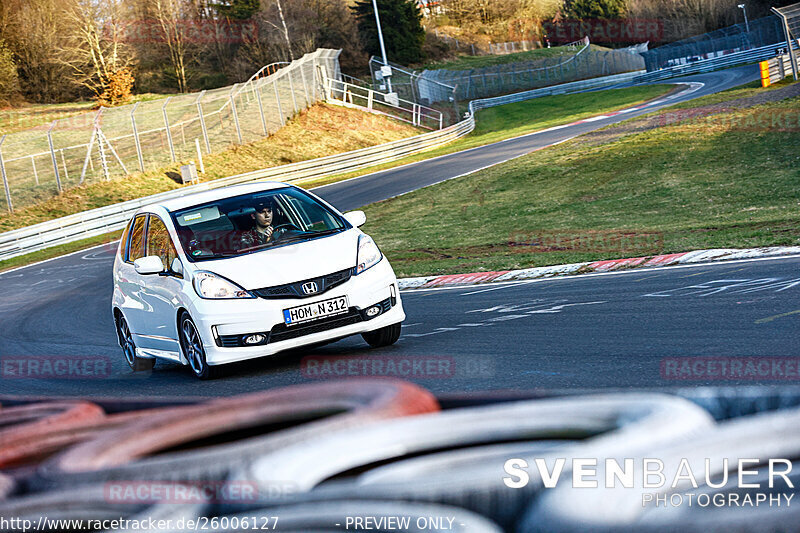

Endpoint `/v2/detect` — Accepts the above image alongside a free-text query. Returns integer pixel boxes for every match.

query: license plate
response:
[283,296,349,326]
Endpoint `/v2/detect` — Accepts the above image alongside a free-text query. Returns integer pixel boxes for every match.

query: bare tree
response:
[150,0,192,92]
[1,0,78,102]
[274,0,295,61]
[58,0,135,103]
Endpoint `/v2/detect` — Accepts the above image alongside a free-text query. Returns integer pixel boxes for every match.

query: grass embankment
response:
[0,94,168,134]
[362,86,800,277]
[422,44,609,71]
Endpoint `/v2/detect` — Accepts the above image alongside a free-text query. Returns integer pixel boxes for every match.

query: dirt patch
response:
[580,81,800,147]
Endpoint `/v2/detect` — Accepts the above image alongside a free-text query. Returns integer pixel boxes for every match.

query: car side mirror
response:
[344,210,367,227]
[134,256,165,275]
[170,258,184,277]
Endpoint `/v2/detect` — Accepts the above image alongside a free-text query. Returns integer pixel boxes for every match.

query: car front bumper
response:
[187,259,405,366]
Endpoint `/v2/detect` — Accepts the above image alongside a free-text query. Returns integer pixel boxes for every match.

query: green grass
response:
[361,97,800,278]
[634,77,797,118]
[421,44,609,71]
[299,84,673,189]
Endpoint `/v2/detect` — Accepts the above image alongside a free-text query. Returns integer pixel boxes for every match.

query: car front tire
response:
[115,314,155,372]
[361,322,402,348]
[179,312,222,380]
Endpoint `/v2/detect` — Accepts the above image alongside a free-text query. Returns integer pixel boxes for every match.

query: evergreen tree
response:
[352,0,425,65]
[563,0,627,19]
[214,0,260,20]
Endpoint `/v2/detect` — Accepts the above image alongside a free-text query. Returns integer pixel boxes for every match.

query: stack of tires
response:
[2,381,800,532]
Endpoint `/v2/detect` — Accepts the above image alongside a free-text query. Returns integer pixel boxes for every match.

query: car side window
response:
[146,216,179,273]
[118,217,135,259]
[126,214,147,263]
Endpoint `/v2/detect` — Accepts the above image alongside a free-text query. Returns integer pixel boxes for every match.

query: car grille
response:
[269,309,364,343]
[215,297,393,348]
[252,268,353,299]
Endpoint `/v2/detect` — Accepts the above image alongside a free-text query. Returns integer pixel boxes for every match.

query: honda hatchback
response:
[112,182,405,379]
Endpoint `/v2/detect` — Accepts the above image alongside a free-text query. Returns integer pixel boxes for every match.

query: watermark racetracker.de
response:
[661,357,800,381]
[509,229,664,256]
[300,355,495,380]
[103,480,295,504]
[114,19,258,44]
[1,356,112,379]
[540,19,664,44]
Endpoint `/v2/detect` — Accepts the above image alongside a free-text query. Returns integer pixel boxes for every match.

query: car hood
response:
[191,229,359,290]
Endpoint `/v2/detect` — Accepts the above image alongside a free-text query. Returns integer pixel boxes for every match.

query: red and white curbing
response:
[397,246,800,290]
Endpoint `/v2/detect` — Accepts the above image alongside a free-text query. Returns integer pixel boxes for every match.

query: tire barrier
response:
[0,408,161,469]
[519,404,800,533]
[0,401,107,469]
[34,380,438,490]
[3,382,800,532]
[0,483,208,532]
[0,401,105,435]
[0,472,14,500]
[234,394,713,528]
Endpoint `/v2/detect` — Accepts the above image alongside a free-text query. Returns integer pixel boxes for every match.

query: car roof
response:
[149,182,292,213]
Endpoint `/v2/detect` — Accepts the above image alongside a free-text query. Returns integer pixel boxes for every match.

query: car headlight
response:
[355,234,383,275]
[193,271,255,299]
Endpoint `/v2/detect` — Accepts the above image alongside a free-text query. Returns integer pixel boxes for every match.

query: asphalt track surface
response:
[3,64,787,398]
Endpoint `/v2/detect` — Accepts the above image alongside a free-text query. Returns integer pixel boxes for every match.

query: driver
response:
[239,198,277,249]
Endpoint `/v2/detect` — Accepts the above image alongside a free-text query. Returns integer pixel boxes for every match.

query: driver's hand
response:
[265,226,274,240]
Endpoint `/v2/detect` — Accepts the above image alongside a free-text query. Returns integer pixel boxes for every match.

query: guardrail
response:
[0,114,475,262]
[468,70,645,113]
[633,41,800,83]
[761,52,796,85]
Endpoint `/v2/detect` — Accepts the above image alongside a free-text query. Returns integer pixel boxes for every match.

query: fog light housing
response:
[244,334,266,345]
[366,306,381,317]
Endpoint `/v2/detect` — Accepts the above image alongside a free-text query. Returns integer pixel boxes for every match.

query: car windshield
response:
[170,187,346,260]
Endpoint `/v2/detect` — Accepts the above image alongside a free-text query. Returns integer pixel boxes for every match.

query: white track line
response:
[400,254,800,294]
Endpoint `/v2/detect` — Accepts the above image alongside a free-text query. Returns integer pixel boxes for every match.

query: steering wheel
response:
[270,223,303,240]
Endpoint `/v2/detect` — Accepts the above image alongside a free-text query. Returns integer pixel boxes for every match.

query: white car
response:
[112,182,405,379]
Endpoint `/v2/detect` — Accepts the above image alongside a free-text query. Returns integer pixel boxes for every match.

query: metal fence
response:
[373,39,645,105]
[468,70,645,114]
[773,2,800,81]
[633,39,800,84]
[369,59,462,124]
[420,48,644,103]
[0,49,343,214]
[640,16,784,72]
[326,79,445,131]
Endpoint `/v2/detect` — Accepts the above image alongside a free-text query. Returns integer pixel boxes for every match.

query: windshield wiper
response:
[280,229,342,244]
[302,228,344,237]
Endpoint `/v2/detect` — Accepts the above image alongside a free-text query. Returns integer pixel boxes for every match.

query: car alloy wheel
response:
[180,312,219,380]
[116,314,155,372]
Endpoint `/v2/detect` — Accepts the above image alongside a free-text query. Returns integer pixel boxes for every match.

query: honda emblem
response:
[302,281,319,295]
